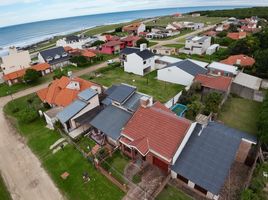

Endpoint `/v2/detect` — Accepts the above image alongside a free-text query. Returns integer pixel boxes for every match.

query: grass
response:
[156,185,192,200]
[101,150,130,184]
[146,15,225,27]
[0,175,11,200]
[132,172,142,184]
[77,137,96,154]
[148,41,158,47]
[81,66,184,103]
[218,96,262,135]
[4,95,125,200]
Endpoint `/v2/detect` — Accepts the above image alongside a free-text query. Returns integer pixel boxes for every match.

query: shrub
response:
[18,109,38,123]
[204,92,222,114]
[24,69,40,84]
[136,38,149,47]
[90,40,105,47]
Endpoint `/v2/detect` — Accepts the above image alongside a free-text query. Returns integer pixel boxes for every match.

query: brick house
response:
[101,41,125,54]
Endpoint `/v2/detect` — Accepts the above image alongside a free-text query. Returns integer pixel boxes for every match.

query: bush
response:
[136,38,149,47]
[91,40,105,47]
[204,92,222,114]
[18,109,38,123]
[114,27,122,32]
[23,69,40,84]
[186,101,204,120]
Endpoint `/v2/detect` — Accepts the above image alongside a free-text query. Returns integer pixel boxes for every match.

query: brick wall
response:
[236,140,252,163]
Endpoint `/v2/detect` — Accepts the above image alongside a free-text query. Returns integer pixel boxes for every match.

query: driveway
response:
[0,60,115,200]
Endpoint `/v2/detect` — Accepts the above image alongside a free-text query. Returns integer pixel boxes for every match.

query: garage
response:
[153,156,169,172]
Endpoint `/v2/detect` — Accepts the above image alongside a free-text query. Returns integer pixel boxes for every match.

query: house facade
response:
[180,36,211,55]
[1,47,31,75]
[122,23,146,35]
[123,44,156,76]
[56,35,98,49]
[207,62,238,77]
[101,41,125,54]
[38,46,71,69]
[151,46,176,56]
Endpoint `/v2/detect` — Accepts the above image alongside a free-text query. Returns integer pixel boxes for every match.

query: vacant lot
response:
[156,185,192,200]
[218,96,262,135]
[146,15,225,27]
[4,95,125,200]
[81,66,184,103]
[0,175,11,200]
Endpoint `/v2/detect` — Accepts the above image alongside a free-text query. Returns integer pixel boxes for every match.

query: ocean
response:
[0,6,246,55]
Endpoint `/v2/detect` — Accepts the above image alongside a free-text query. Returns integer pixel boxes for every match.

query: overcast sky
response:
[0,0,268,27]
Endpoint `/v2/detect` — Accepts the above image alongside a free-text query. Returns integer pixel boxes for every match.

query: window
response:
[177,174,188,184]
[143,60,147,65]
[194,184,207,195]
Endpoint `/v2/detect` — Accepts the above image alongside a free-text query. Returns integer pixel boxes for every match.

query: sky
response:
[0,0,268,27]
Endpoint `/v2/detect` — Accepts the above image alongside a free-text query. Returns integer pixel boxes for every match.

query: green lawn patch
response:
[4,95,125,200]
[132,172,142,184]
[101,150,130,184]
[148,41,158,47]
[0,175,11,200]
[156,185,192,200]
[81,66,184,103]
[77,137,96,154]
[218,96,262,135]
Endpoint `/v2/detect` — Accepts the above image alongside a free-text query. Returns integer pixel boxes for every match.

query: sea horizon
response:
[0,5,248,55]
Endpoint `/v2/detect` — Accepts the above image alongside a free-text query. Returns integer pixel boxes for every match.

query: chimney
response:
[140,96,151,108]
[140,43,147,51]
[236,59,241,65]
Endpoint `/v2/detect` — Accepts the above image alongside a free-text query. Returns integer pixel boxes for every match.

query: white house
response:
[56,35,98,49]
[157,59,208,86]
[44,107,64,129]
[207,62,238,77]
[123,44,156,76]
[0,47,31,75]
[206,44,220,55]
[180,36,211,55]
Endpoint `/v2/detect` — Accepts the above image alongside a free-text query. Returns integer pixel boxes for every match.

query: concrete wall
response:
[231,83,255,100]
[235,140,252,163]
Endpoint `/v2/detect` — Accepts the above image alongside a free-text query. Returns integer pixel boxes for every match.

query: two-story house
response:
[56,35,98,49]
[179,36,211,55]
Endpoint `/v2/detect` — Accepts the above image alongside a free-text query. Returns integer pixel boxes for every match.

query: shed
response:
[206,44,220,55]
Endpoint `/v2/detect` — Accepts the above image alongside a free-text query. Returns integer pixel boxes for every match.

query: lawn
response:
[218,96,262,135]
[148,41,158,47]
[81,66,184,103]
[4,95,125,200]
[0,175,11,200]
[101,150,130,184]
[156,185,192,200]
[146,15,225,27]
[77,136,97,154]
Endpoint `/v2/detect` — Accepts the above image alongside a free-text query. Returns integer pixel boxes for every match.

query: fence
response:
[165,85,190,108]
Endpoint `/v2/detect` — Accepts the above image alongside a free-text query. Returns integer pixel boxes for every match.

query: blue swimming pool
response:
[171,104,187,117]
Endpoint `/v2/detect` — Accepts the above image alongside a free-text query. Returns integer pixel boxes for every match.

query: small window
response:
[143,60,147,64]
[194,184,207,195]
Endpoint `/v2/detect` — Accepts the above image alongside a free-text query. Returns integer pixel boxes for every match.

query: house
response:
[194,74,232,102]
[155,56,182,66]
[203,30,217,37]
[90,84,153,146]
[121,36,140,47]
[215,23,230,32]
[231,72,262,101]
[227,32,247,40]
[151,46,176,56]
[240,26,261,33]
[173,13,183,18]
[44,107,64,129]
[56,88,101,139]
[206,44,220,55]
[191,13,201,17]
[0,47,31,75]
[65,47,97,61]
[3,68,27,86]
[120,47,140,64]
[220,54,255,68]
[31,63,52,76]
[37,76,101,107]
[101,40,125,54]
[180,36,211,55]
[38,46,70,69]
[123,44,156,76]
[171,122,256,199]
[227,17,239,24]
[157,59,208,86]
[122,22,146,35]
[166,23,182,31]
[207,62,238,77]
[56,35,98,49]
[120,101,196,173]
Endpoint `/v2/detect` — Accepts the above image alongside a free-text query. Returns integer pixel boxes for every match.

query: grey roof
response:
[172,122,257,195]
[56,100,87,123]
[44,107,63,118]
[90,105,132,140]
[104,84,136,104]
[101,97,112,106]
[40,46,70,65]
[122,92,143,112]
[74,106,102,124]
[165,60,207,76]
[120,47,140,55]
[186,35,209,42]
[136,50,155,60]
[66,35,80,42]
[78,88,97,101]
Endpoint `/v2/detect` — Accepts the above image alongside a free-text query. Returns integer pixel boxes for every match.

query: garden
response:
[4,94,125,200]
[156,185,193,200]
[81,64,184,103]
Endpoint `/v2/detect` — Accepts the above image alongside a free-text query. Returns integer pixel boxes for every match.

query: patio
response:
[90,128,105,145]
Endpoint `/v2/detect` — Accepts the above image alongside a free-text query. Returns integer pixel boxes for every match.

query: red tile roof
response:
[121,102,192,162]
[81,50,96,58]
[31,63,51,71]
[103,40,123,47]
[241,26,260,33]
[203,30,217,37]
[37,76,98,107]
[123,22,141,31]
[105,35,120,42]
[121,36,140,42]
[220,54,255,67]
[227,32,247,40]
[3,69,26,81]
[194,74,232,92]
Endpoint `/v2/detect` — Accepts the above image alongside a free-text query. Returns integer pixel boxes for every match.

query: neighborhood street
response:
[0,25,216,200]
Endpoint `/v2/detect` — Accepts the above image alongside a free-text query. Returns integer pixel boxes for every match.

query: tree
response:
[114,26,122,32]
[217,30,227,38]
[90,40,105,47]
[203,92,222,114]
[70,56,88,67]
[254,49,268,78]
[254,28,268,49]
[228,24,239,32]
[136,38,149,47]
[23,69,40,83]
[186,101,204,120]
[229,36,260,56]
